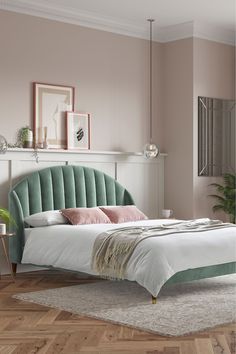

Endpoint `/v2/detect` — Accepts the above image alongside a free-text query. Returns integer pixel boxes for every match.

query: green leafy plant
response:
[209,173,236,224]
[0,207,16,226]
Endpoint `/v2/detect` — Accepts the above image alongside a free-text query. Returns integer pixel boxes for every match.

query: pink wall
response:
[0,10,234,220]
[193,38,235,220]
[162,38,235,220]
[163,38,194,219]
[0,10,164,152]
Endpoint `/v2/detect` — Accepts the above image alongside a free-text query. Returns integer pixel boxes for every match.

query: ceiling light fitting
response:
[143,18,159,159]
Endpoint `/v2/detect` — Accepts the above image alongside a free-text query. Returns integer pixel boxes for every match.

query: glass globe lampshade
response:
[143,143,159,159]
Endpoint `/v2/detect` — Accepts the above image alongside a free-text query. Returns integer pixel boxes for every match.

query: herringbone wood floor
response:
[0,271,235,354]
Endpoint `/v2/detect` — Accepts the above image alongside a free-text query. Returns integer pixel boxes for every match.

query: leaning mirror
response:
[198,96,236,176]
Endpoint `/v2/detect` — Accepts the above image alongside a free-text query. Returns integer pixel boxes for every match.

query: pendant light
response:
[143,19,159,159]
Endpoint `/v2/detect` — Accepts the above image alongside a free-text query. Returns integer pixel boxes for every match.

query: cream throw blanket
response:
[91,219,235,279]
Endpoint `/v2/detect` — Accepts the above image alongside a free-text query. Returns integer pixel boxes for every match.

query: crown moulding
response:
[1,0,235,45]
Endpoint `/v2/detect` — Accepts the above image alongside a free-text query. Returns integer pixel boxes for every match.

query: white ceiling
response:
[41,0,236,30]
[1,0,235,44]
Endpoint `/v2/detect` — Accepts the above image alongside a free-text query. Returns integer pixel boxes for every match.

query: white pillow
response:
[24,210,67,227]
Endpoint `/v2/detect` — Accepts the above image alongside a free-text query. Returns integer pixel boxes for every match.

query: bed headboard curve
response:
[9,165,134,263]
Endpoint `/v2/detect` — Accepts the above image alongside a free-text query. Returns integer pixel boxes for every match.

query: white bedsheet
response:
[24,228,33,244]
[21,219,236,296]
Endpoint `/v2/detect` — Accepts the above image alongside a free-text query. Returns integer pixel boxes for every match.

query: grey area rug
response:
[13,274,236,336]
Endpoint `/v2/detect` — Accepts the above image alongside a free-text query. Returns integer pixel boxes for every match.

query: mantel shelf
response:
[6,148,167,157]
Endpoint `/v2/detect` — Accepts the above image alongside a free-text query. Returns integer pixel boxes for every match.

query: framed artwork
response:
[66,112,90,150]
[33,82,75,149]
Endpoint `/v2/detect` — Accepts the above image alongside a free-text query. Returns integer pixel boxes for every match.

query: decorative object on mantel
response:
[7,126,33,149]
[43,126,48,149]
[18,126,33,148]
[143,19,159,159]
[34,82,75,149]
[66,112,90,150]
[0,135,7,154]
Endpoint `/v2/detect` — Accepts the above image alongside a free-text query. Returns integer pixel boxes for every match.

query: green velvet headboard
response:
[9,165,134,263]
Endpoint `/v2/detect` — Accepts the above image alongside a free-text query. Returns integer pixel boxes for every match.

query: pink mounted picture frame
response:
[33,82,75,149]
[66,112,91,150]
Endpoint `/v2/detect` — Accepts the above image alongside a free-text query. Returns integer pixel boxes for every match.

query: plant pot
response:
[22,129,33,148]
[0,223,6,234]
[23,141,33,148]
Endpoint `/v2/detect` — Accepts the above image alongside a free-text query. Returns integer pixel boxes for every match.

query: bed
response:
[9,165,236,302]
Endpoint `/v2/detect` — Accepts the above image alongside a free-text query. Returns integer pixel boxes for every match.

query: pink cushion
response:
[60,207,111,225]
[99,205,148,223]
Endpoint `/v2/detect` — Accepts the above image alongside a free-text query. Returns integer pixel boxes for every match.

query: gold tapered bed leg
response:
[152,296,157,304]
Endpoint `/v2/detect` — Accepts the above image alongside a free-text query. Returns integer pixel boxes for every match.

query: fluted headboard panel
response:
[9,165,134,263]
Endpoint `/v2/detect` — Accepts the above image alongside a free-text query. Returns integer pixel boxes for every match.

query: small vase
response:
[43,126,48,149]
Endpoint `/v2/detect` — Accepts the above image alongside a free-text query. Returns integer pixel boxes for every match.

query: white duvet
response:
[22,219,236,296]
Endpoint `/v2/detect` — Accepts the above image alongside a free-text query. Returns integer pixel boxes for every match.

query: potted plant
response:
[0,207,16,233]
[209,173,236,224]
[18,126,33,148]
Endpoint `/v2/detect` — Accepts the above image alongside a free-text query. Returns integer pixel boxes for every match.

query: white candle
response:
[38,127,43,144]
[44,126,47,141]
[0,223,6,234]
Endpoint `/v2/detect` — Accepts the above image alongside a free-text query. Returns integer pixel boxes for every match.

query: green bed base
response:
[8,165,236,287]
[165,261,236,286]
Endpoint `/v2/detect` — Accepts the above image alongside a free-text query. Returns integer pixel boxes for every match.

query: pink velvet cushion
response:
[60,207,111,225]
[99,205,148,223]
